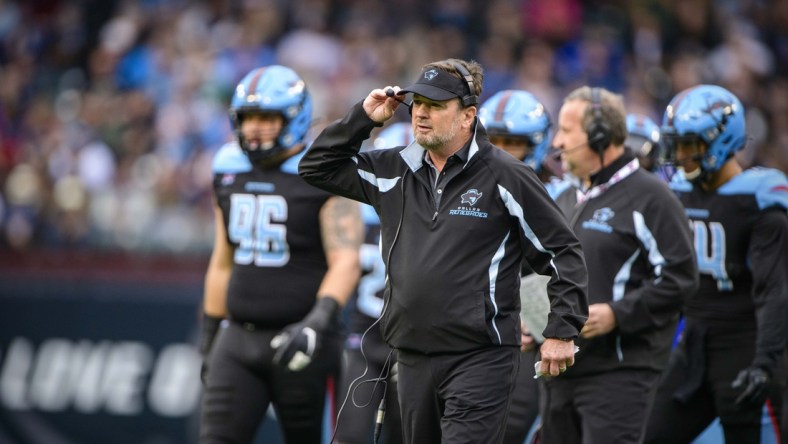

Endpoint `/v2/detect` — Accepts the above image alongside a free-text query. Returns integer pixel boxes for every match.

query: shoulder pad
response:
[720,168,788,211]
[668,170,693,193]
[280,147,306,175]
[212,142,252,174]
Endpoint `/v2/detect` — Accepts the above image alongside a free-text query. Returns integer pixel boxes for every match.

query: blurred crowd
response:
[0,0,786,253]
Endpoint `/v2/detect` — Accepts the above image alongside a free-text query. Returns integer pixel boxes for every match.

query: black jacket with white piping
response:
[552,152,698,375]
[300,103,588,354]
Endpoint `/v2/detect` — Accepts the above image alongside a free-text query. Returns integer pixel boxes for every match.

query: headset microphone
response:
[386,88,412,113]
[553,141,588,160]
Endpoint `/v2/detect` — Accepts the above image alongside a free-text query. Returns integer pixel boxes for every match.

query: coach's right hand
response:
[363,86,402,123]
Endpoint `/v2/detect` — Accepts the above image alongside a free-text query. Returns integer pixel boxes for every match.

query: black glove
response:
[199,313,223,384]
[731,366,770,406]
[271,297,340,371]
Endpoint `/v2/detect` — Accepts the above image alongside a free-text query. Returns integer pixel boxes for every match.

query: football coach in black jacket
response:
[543,86,699,444]
[299,58,588,444]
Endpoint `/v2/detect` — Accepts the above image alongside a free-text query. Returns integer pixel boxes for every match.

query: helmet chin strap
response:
[245,140,276,151]
[680,164,714,186]
[681,166,702,181]
[675,150,711,183]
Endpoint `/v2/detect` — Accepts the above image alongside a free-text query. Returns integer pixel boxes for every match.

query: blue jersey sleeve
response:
[754,169,788,211]
[719,168,788,211]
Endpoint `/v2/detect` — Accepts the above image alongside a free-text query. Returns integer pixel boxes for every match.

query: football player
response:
[199,65,363,444]
[645,84,788,444]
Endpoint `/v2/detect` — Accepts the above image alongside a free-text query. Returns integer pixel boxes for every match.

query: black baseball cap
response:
[397,67,469,102]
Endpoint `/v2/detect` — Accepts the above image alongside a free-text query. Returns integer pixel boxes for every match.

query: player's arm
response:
[270,196,363,371]
[748,207,788,373]
[199,203,233,371]
[204,203,233,317]
[316,195,364,307]
[732,206,788,405]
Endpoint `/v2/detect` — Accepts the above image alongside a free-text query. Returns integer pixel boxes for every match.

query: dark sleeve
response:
[504,164,589,339]
[298,102,383,204]
[749,208,788,374]
[611,186,698,335]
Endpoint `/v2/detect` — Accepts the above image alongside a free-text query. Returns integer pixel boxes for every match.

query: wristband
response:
[200,313,223,356]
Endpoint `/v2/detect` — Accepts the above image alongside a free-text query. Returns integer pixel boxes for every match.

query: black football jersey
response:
[670,168,788,327]
[212,142,332,328]
[347,204,386,337]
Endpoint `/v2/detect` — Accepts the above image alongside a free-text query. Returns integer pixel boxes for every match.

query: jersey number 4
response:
[692,220,733,291]
[228,194,289,267]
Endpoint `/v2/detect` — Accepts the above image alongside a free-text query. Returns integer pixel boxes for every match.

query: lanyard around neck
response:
[575,158,640,205]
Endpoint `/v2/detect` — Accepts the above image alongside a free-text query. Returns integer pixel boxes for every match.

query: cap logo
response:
[424,69,439,81]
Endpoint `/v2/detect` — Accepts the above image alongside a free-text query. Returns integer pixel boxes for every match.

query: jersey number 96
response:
[228,194,290,267]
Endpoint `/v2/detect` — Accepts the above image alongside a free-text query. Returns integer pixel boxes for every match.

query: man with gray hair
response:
[543,86,698,443]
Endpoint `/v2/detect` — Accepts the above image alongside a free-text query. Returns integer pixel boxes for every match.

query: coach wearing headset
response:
[542,86,699,444]
[300,58,588,444]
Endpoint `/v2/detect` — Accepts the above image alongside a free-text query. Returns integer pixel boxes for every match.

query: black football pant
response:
[396,346,519,444]
[199,321,342,444]
[541,368,660,444]
[645,323,782,444]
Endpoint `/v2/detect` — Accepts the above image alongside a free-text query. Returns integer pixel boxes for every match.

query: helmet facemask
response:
[233,110,288,166]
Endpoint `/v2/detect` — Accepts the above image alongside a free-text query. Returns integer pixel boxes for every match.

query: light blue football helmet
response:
[625,113,661,170]
[373,122,413,150]
[229,65,313,163]
[479,90,552,173]
[661,84,745,175]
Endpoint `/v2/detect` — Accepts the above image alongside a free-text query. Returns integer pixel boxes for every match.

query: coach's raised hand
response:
[363,86,402,123]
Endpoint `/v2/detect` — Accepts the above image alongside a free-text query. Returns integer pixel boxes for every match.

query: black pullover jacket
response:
[300,103,588,354]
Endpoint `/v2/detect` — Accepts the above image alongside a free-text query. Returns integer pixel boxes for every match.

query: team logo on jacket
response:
[450,189,488,219]
[460,189,483,206]
[581,207,614,233]
[424,69,439,80]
